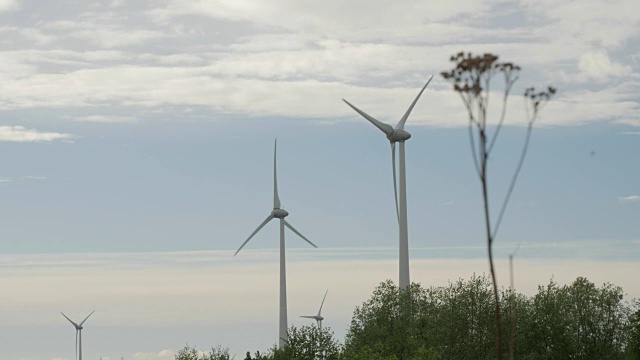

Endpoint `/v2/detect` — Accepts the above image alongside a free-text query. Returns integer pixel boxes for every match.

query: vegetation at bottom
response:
[175,275,640,360]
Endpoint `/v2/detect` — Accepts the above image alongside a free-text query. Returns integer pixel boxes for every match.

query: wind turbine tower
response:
[343,76,433,290]
[61,310,95,360]
[235,139,317,348]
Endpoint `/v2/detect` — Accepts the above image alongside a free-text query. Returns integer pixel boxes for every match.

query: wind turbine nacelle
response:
[272,208,289,218]
[387,129,411,142]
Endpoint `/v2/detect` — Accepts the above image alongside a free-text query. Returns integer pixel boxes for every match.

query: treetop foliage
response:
[177,275,640,360]
[343,275,638,360]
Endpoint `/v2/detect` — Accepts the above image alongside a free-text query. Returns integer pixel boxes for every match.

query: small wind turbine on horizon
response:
[300,289,328,330]
[235,139,317,349]
[343,76,433,290]
[61,310,94,360]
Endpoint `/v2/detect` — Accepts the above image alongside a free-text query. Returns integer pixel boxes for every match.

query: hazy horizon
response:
[3,247,640,360]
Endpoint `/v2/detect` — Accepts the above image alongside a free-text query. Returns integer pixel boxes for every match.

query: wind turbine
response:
[300,289,328,330]
[342,76,433,290]
[235,139,317,349]
[61,310,95,360]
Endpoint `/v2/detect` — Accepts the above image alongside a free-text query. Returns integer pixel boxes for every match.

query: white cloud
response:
[578,49,632,82]
[131,350,174,360]
[0,50,37,80]
[45,18,166,48]
[617,118,640,127]
[0,65,458,122]
[151,0,537,45]
[0,0,637,129]
[148,54,204,65]
[0,176,46,183]
[620,195,640,203]
[74,115,136,123]
[521,0,640,48]
[110,0,125,7]
[0,0,18,12]
[0,126,74,142]
[82,50,129,62]
[81,28,164,48]
[1,58,635,128]
[0,26,55,45]
[540,84,640,127]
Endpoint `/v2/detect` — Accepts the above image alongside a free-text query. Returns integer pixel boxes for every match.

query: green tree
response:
[521,277,628,360]
[263,325,342,360]
[432,275,497,359]
[175,345,199,360]
[568,277,627,359]
[175,276,635,360]
[500,287,533,359]
[344,279,500,359]
[344,281,438,359]
[344,276,507,359]
[344,275,632,359]
[627,299,640,359]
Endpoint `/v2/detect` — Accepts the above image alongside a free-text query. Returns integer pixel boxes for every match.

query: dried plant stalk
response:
[442,52,555,360]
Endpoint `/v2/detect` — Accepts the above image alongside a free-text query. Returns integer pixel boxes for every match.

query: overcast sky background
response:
[1,0,639,359]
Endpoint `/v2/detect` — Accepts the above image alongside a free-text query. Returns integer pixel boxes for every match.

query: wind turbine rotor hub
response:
[387,129,411,142]
[271,208,289,218]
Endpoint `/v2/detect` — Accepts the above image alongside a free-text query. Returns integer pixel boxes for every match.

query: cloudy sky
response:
[1,0,639,359]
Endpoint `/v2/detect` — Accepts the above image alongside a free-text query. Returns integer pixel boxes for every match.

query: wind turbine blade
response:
[391,142,400,224]
[283,220,317,248]
[235,215,275,256]
[79,310,94,326]
[300,316,317,319]
[75,329,78,360]
[61,312,79,328]
[317,289,328,317]
[396,75,433,130]
[342,99,393,136]
[273,139,281,209]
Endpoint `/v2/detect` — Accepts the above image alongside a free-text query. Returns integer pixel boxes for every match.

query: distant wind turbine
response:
[342,76,433,290]
[61,310,94,360]
[235,139,317,349]
[300,289,328,330]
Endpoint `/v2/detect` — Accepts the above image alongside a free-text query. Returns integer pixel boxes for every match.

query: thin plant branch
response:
[441,52,555,360]
[488,71,519,155]
[491,120,533,240]
[468,122,482,178]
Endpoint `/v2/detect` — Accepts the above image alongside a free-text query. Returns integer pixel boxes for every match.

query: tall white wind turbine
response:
[61,310,94,360]
[342,76,433,290]
[300,289,328,330]
[235,139,317,349]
